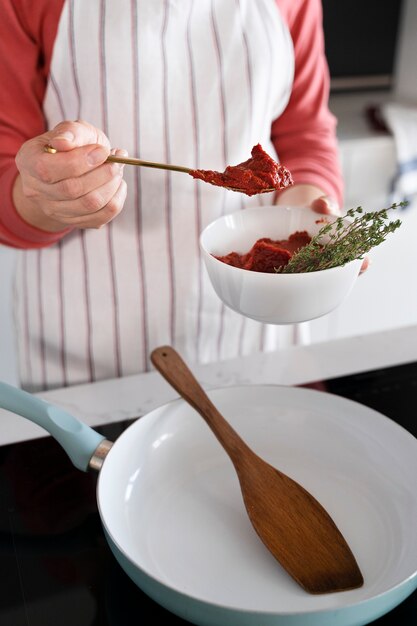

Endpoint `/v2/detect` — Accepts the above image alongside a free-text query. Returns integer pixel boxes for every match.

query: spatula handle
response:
[151,346,253,461]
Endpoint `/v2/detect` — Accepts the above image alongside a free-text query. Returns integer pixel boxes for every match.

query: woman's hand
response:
[13,120,128,232]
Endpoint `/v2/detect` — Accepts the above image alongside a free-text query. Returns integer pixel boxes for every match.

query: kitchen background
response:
[1,0,416,387]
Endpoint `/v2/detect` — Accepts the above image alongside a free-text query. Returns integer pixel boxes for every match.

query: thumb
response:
[47,120,111,153]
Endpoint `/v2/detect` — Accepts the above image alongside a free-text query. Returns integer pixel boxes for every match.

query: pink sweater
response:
[0,0,342,249]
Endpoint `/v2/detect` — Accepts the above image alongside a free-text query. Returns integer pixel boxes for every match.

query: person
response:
[0,0,345,392]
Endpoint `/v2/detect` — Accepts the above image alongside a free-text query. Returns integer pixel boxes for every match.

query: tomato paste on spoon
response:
[189,144,293,196]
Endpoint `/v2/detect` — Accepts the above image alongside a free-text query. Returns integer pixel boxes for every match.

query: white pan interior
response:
[97,385,417,614]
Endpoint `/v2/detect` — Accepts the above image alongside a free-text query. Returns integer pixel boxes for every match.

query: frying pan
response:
[1,380,417,626]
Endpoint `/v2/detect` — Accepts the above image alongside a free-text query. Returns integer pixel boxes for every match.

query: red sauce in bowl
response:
[215,231,311,273]
[190,144,293,196]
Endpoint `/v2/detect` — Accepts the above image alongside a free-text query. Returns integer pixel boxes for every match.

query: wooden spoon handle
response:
[150,346,253,461]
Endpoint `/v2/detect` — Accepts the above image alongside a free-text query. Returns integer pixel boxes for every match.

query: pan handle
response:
[0,381,107,471]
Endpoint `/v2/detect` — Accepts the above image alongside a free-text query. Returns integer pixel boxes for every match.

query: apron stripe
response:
[210,0,227,361]
[48,73,68,385]
[69,8,94,383]
[37,250,47,389]
[22,254,33,387]
[186,0,203,362]
[80,232,94,382]
[211,1,227,166]
[257,2,281,351]
[49,73,67,120]
[100,0,122,377]
[130,0,148,371]
[258,1,275,137]
[69,0,81,120]
[237,0,252,357]
[237,0,253,138]
[106,233,122,377]
[162,0,175,346]
[57,239,68,386]
[99,0,109,135]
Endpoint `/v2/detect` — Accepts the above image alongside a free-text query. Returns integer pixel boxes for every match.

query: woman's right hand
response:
[13,119,128,232]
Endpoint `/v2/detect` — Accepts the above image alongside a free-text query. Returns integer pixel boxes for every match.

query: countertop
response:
[1,324,416,447]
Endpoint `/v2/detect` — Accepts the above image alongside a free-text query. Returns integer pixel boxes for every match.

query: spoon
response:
[107,154,278,193]
[150,345,364,595]
[43,145,277,194]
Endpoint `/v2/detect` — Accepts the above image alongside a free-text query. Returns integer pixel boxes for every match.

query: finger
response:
[359,256,370,274]
[28,159,125,201]
[48,119,111,152]
[40,138,127,185]
[310,196,341,216]
[17,138,111,184]
[17,120,115,184]
[67,178,127,229]
[48,147,127,201]
[47,171,125,220]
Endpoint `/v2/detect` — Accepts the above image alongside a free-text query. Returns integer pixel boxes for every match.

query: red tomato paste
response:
[189,144,293,196]
[215,231,311,273]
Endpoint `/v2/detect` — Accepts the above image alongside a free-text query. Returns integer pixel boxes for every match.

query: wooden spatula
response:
[150,346,364,595]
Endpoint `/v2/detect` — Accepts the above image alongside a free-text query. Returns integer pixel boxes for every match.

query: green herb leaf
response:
[277,202,405,274]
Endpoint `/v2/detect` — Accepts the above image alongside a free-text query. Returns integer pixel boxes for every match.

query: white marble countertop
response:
[1,324,416,447]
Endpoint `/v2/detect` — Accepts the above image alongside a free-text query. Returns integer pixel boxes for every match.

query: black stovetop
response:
[1,361,416,626]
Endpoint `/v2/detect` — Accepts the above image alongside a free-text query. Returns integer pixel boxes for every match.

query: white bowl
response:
[200,205,362,324]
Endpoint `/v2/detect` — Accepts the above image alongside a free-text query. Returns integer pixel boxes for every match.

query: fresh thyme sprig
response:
[278,202,405,274]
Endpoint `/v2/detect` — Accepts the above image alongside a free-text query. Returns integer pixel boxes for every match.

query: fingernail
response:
[54,131,74,142]
[87,147,107,166]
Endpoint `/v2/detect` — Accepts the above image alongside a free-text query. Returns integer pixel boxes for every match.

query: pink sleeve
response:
[0,0,68,249]
[273,0,344,207]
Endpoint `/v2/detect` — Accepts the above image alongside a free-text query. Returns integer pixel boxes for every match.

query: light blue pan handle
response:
[0,381,106,471]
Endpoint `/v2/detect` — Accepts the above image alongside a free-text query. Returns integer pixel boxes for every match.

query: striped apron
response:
[14,0,296,392]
